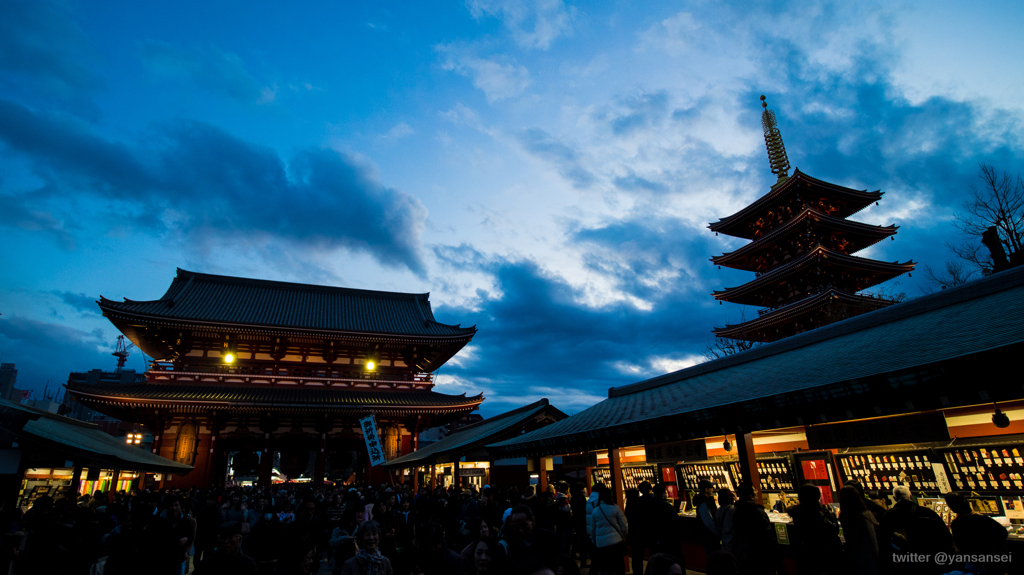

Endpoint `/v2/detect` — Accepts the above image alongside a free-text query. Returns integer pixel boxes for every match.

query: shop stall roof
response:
[488,265,1024,458]
[384,399,566,468]
[0,399,193,474]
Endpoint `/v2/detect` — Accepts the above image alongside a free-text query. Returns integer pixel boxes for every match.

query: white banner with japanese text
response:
[360,415,387,467]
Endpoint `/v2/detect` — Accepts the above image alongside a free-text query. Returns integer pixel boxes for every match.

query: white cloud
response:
[445,344,478,367]
[466,0,572,50]
[437,44,532,102]
[381,122,415,141]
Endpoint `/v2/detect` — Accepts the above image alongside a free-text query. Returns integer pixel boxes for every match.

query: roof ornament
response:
[760,95,790,184]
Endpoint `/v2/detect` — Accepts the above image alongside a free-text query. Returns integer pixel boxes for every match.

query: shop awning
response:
[383,399,566,468]
[1,400,192,475]
[488,265,1024,458]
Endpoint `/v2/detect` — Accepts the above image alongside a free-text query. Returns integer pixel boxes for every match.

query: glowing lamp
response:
[223,353,235,364]
[366,360,376,371]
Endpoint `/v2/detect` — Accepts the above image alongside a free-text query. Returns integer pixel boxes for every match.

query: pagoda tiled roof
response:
[98,269,475,339]
[711,208,898,271]
[488,265,1024,458]
[712,289,893,341]
[709,169,884,240]
[711,246,915,307]
[66,382,483,413]
[383,399,566,467]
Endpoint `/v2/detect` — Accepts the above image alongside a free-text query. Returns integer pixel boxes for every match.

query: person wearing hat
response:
[193,521,257,575]
[692,479,721,556]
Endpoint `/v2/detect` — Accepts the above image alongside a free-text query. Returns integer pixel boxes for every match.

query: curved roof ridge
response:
[453,398,550,434]
[174,268,431,300]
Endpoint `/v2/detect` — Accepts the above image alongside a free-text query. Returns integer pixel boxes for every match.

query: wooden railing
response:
[146,361,433,387]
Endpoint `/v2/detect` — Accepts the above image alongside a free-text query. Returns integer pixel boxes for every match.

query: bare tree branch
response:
[950,163,1024,274]
[921,261,978,293]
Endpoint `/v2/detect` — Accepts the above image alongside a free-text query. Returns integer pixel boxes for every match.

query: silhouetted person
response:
[194,522,258,575]
[786,484,841,575]
[730,483,776,575]
[839,485,878,575]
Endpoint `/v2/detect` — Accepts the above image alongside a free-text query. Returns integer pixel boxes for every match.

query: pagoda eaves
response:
[711,207,898,273]
[712,246,915,308]
[708,169,884,241]
[712,289,894,342]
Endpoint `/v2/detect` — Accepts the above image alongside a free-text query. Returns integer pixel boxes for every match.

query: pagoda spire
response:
[760,95,790,183]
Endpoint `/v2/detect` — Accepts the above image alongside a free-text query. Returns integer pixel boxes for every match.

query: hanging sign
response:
[645,439,708,463]
[359,415,387,467]
[459,468,486,477]
[562,453,598,469]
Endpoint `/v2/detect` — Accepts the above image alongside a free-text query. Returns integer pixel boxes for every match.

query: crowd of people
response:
[685,479,1012,575]
[0,476,1013,575]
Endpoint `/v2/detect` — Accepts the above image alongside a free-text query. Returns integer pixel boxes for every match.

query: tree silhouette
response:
[949,164,1024,274]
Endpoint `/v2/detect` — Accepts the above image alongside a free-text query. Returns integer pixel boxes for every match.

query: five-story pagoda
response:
[709,96,915,342]
[66,269,482,488]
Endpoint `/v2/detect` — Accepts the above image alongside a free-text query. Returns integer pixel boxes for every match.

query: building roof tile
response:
[99,269,475,338]
[489,265,1024,456]
[384,399,564,467]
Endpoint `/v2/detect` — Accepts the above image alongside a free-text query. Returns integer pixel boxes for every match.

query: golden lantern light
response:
[365,360,376,371]
[223,353,235,364]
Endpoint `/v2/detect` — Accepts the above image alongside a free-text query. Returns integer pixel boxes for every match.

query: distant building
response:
[0,364,26,403]
[62,369,146,421]
[60,368,152,449]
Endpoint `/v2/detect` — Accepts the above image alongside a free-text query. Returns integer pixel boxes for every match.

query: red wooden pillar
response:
[454,460,461,490]
[314,432,327,487]
[203,420,221,488]
[110,469,120,493]
[538,457,549,494]
[735,431,762,506]
[609,447,623,508]
[430,464,437,490]
[585,466,594,490]
[151,419,166,455]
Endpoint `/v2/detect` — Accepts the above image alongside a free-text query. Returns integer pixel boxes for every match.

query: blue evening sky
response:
[1,0,1022,415]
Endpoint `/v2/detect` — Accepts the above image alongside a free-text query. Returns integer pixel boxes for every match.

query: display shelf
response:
[756,457,796,492]
[939,445,1024,493]
[621,466,657,491]
[677,461,736,491]
[837,450,938,492]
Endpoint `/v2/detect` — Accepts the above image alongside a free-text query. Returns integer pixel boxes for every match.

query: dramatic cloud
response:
[431,251,727,414]
[52,291,98,315]
[0,100,430,275]
[0,0,101,111]
[0,315,111,396]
